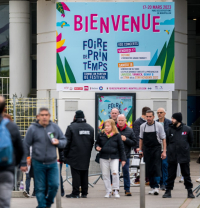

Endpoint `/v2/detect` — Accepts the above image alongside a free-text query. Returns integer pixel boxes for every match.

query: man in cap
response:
[64,110,94,198]
[163,112,195,198]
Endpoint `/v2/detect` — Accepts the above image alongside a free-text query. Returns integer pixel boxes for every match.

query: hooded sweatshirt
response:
[21,121,67,166]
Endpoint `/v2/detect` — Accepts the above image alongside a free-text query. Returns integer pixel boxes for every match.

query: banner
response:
[56,2,175,91]
[95,93,136,136]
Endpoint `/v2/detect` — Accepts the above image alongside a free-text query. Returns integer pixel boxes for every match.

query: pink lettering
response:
[111,15,120,31]
[122,15,129,31]
[131,16,140,32]
[85,16,88,32]
[153,16,160,32]
[100,17,109,33]
[74,15,83,31]
[90,14,98,30]
[142,14,151,30]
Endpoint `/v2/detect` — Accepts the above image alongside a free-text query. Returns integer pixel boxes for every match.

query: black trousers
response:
[166,162,193,190]
[71,167,88,195]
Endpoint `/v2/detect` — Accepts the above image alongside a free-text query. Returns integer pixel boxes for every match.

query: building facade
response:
[0,0,199,138]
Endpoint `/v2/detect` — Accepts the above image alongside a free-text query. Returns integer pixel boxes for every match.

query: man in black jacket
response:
[163,112,195,198]
[0,96,24,208]
[156,108,172,191]
[64,110,94,198]
[117,114,136,196]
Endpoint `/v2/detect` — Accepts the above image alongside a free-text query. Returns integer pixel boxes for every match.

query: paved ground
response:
[11,158,200,208]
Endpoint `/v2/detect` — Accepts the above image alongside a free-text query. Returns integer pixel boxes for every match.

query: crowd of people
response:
[0,95,198,208]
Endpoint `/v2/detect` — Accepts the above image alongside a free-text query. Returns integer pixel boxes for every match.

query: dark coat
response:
[64,118,94,170]
[156,118,172,133]
[0,116,24,174]
[117,126,136,158]
[95,132,127,161]
[133,117,146,148]
[166,123,194,164]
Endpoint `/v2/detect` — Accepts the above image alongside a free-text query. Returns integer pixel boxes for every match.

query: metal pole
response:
[56,162,62,208]
[140,157,145,208]
[13,96,18,191]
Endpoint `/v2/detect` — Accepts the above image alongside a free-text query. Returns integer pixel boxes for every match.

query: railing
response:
[191,126,200,150]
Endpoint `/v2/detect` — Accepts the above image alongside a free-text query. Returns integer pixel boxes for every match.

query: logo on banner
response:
[84,86,89,91]
[74,87,83,90]
[182,132,187,135]
[99,86,103,90]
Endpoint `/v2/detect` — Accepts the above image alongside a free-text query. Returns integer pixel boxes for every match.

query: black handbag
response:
[196,155,200,164]
[95,138,112,164]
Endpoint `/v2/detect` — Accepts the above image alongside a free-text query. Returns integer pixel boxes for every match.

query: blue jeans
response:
[120,158,130,192]
[32,159,59,208]
[149,177,160,189]
[25,173,31,193]
[160,156,168,186]
[60,163,64,195]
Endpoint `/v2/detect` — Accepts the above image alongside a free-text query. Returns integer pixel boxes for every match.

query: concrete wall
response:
[37,0,188,134]
[172,0,188,123]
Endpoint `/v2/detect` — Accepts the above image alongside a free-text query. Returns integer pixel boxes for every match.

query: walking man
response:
[117,114,136,196]
[138,110,166,195]
[0,96,24,208]
[156,108,172,191]
[163,112,195,198]
[64,110,94,198]
[21,107,67,208]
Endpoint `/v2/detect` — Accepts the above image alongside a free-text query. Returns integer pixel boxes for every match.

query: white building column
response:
[9,0,30,98]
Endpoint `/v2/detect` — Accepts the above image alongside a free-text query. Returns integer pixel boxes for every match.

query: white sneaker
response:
[154,188,159,195]
[104,192,111,198]
[113,190,120,198]
[148,188,155,195]
[196,178,200,183]
[179,176,184,183]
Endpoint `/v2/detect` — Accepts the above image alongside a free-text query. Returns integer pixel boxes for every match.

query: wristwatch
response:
[139,150,142,153]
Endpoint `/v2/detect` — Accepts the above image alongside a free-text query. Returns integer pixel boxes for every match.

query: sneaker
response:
[32,191,36,197]
[187,189,195,198]
[163,190,171,198]
[61,191,65,197]
[160,184,166,191]
[113,190,120,198]
[148,188,155,195]
[154,188,159,195]
[125,191,132,196]
[104,192,111,198]
[81,195,87,198]
[65,194,80,198]
[23,191,30,198]
[145,182,150,186]
[196,178,200,183]
[135,181,140,184]
[179,177,184,183]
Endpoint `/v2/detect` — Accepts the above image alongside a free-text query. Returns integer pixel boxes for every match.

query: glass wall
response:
[0,5,9,98]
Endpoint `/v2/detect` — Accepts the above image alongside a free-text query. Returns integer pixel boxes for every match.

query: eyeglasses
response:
[157,112,164,114]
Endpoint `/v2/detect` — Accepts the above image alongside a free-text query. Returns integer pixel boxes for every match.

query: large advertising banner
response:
[56,2,175,91]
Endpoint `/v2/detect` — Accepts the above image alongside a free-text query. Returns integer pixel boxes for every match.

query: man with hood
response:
[163,112,195,199]
[20,107,67,208]
[64,110,94,199]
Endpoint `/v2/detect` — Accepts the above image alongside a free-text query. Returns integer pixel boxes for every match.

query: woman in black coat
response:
[95,119,126,198]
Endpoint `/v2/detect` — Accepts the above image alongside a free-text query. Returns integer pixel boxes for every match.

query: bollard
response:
[56,162,62,208]
[140,157,145,208]
[14,167,18,191]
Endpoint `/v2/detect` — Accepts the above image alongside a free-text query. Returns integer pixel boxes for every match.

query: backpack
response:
[0,119,13,166]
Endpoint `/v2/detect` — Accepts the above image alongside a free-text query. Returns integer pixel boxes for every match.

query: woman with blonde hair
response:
[95,119,126,198]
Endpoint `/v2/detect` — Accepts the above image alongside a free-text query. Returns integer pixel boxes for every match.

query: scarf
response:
[105,131,115,138]
[117,123,127,131]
